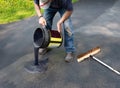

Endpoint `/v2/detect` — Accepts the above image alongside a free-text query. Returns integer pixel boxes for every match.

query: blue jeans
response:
[44,7,75,53]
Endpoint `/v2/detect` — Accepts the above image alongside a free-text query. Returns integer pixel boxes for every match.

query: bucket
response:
[33,27,63,48]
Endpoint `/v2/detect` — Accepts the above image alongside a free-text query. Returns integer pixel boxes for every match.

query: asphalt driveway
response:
[0,0,119,88]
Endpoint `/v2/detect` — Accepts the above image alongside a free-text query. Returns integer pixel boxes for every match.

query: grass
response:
[72,0,78,3]
[0,0,35,24]
[0,0,78,24]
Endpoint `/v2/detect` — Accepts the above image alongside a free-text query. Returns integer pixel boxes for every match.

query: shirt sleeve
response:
[34,0,39,5]
[64,0,73,11]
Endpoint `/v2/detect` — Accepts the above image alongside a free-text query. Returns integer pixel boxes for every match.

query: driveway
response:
[0,0,119,88]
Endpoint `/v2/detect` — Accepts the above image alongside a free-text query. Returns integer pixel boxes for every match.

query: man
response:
[34,0,75,62]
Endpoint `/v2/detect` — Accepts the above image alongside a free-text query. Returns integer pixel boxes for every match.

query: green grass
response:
[0,0,35,24]
[72,0,78,3]
[0,0,78,24]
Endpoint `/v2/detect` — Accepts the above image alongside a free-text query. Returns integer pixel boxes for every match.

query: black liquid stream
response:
[34,42,40,65]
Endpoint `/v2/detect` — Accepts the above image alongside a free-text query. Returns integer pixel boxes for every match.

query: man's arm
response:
[57,0,73,32]
[59,11,72,24]
[57,10,73,33]
[34,2,42,17]
[34,2,47,26]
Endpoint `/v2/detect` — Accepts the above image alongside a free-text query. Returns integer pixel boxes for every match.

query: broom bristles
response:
[77,46,101,62]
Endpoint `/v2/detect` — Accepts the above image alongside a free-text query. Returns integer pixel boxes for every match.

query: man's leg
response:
[39,8,57,54]
[59,9,76,62]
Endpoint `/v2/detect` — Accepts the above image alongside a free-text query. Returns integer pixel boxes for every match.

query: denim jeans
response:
[44,7,75,53]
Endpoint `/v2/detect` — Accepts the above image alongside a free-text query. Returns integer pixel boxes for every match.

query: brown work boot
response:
[65,52,74,62]
[39,48,48,55]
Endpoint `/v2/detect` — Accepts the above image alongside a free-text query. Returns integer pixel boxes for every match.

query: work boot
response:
[39,48,48,55]
[65,52,74,62]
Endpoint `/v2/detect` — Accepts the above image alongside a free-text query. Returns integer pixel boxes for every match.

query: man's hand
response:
[39,17,47,26]
[57,20,63,33]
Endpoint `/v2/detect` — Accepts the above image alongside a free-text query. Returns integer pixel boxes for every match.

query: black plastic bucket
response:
[33,27,63,48]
